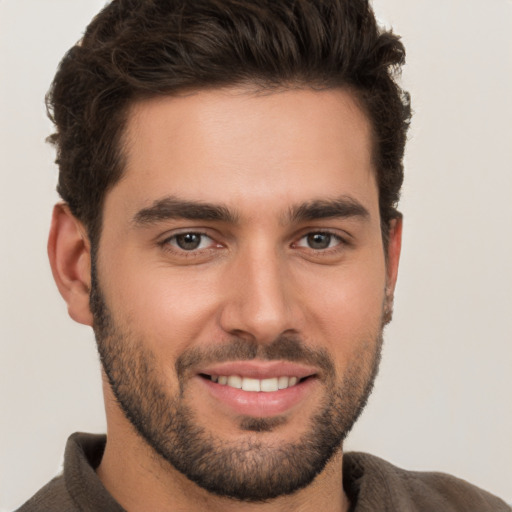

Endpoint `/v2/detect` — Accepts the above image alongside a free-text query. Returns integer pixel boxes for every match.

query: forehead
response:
[111,87,377,222]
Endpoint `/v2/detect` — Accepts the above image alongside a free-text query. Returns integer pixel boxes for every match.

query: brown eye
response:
[295,231,344,251]
[176,233,201,250]
[169,233,212,251]
[306,233,333,249]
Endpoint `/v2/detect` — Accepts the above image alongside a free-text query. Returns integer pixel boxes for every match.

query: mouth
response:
[195,361,320,417]
[199,374,310,392]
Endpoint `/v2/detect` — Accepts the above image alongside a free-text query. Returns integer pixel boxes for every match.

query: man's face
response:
[91,87,400,500]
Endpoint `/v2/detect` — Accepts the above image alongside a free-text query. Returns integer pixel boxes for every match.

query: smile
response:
[205,374,301,392]
[196,361,320,416]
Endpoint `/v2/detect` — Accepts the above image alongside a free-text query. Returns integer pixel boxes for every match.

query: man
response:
[16,0,510,511]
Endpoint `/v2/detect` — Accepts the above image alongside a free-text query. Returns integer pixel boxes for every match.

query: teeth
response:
[278,376,289,389]
[260,377,279,392]
[242,378,260,392]
[211,374,302,392]
[227,375,242,389]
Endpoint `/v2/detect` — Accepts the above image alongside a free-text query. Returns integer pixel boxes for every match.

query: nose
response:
[218,244,301,344]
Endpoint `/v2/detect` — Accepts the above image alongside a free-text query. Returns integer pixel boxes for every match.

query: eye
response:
[166,232,214,251]
[296,232,342,250]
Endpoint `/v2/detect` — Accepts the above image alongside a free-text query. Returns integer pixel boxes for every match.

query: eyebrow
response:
[288,197,370,223]
[132,197,239,226]
[132,195,369,227]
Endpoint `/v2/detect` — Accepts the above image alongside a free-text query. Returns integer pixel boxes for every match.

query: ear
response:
[48,203,94,326]
[382,216,402,325]
[385,215,403,295]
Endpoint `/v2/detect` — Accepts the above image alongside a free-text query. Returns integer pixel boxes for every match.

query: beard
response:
[90,267,385,502]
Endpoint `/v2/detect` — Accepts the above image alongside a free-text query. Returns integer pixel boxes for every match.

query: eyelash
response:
[294,231,346,251]
[159,231,218,257]
[159,230,349,258]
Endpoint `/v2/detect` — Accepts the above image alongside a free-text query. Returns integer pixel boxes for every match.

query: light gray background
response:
[1,0,511,510]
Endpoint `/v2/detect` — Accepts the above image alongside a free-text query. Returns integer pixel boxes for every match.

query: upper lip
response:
[197,360,318,380]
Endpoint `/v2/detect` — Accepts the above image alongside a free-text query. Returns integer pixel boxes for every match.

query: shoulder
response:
[344,452,511,512]
[14,474,78,512]
[14,433,117,512]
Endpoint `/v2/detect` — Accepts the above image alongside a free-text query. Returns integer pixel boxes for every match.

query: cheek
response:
[297,257,387,354]
[99,255,222,359]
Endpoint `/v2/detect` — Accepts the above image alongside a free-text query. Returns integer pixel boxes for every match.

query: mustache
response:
[175,335,335,380]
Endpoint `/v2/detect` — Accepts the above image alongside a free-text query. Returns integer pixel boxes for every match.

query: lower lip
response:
[197,376,318,417]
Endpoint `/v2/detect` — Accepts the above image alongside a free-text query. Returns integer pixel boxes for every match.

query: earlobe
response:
[48,203,94,326]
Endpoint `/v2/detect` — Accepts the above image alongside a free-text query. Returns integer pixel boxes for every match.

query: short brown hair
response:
[47,0,411,247]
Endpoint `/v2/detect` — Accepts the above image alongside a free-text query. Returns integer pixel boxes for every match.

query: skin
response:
[48,87,402,512]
